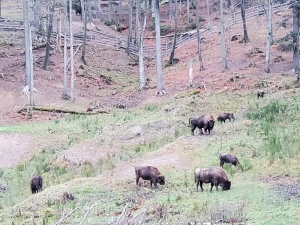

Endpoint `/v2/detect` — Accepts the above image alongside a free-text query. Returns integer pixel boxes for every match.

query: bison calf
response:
[194,166,231,192]
[189,114,215,135]
[30,175,43,194]
[219,153,239,167]
[217,113,235,123]
[135,166,165,188]
[257,91,265,99]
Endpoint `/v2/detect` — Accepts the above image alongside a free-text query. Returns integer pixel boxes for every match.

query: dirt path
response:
[0,133,31,169]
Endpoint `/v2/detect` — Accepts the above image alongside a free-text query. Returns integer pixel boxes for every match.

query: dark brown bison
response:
[194,166,231,192]
[30,175,43,194]
[189,114,215,135]
[219,153,239,167]
[135,166,165,188]
[257,91,265,99]
[217,113,235,123]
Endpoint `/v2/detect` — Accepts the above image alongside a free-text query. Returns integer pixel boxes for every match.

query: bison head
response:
[223,180,231,190]
[208,120,215,130]
[157,175,165,185]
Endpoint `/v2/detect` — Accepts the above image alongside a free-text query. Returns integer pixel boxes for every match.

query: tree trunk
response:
[241,0,249,42]
[56,9,62,53]
[220,0,228,71]
[135,0,141,43]
[169,1,177,65]
[293,2,299,75]
[87,0,92,23]
[196,0,204,71]
[95,0,102,20]
[22,0,34,105]
[139,15,147,88]
[119,0,123,21]
[126,0,133,55]
[63,0,68,96]
[168,0,172,20]
[154,0,165,94]
[0,0,1,18]
[108,0,112,21]
[187,0,190,22]
[43,1,54,70]
[264,0,272,73]
[206,0,210,28]
[69,0,75,102]
[33,0,41,31]
[188,57,193,87]
[82,0,87,64]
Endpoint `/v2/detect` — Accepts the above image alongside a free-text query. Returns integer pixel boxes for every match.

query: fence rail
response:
[0,1,293,59]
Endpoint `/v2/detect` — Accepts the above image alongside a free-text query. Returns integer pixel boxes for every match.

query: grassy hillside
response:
[0,81,300,224]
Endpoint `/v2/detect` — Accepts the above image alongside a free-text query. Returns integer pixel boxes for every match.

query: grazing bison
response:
[189,114,215,135]
[257,91,265,99]
[217,113,235,123]
[135,166,165,188]
[219,153,239,167]
[30,175,43,194]
[194,166,231,192]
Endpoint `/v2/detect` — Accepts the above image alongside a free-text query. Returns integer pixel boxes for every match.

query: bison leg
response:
[136,176,140,186]
[196,179,200,192]
[151,178,158,188]
[191,126,196,135]
[210,182,214,192]
[200,181,204,192]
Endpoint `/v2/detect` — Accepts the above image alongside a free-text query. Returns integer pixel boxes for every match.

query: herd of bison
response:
[29,91,266,194]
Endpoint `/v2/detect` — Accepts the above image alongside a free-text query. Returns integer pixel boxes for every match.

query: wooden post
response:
[165,42,168,54]
[188,57,193,87]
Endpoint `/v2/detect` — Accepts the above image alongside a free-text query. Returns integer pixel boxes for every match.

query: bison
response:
[219,153,239,167]
[189,114,215,135]
[30,175,43,194]
[194,166,231,192]
[217,113,235,123]
[135,166,165,188]
[257,91,265,99]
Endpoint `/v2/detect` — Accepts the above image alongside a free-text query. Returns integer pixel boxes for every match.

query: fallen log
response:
[18,106,109,115]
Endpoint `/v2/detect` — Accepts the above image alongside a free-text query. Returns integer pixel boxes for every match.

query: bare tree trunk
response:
[168,0,172,19]
[69,0,75,102]
[196,0,204,70]
[82,0,87,64]
[220,0,228,71]
[169,1,177,65]
[119,0,123,21]
[43,0,54,70]
[56,9,62,53]
[187,0,190,22]
[154,0,165,95]
[135,0,141,43]
[139,15,147,88]
[188,57,193,87]
[241,0,249,42]
[109,0,112,21]
[264,0,272,73]
[126,0,133,55]
[179,0,181,16]
[22,0,34,105]
[87,0,92,23]
[0,0,2,18]
[206,0,210,28]
[95,0,102,20]
[33,0,41,31]
[63,0,68,96]
[292,2,299,75]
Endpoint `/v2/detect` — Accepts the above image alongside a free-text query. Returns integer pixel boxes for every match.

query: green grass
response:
[0,89,300,224]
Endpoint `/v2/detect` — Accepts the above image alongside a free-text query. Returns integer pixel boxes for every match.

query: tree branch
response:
[54,207,78,225]
[79,201,100,225]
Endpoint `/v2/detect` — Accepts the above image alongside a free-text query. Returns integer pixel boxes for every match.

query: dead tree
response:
[196,0,204,70]
[292,1,300,77]
[22,0,34,106]
[138,15,147,88]
[43,0,55,70]
[264,0,272,73]
[220,0,228,71]
[169,1,178,65]
[154,0,166,95]
[69,0,75,102]
[241,0,249,42]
